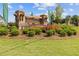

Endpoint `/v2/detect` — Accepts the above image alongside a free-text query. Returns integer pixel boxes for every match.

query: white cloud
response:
[19,5,24,9]
[8,4,13,9]
[69,8,74,12]
[63,9,66,11]
[75,3,79,5]
[38,7,46,10]
[33,3,56,8]
[33,3,40,8]
[33,3,56,10]
[69,3,74,6]
[42,3,56,7]
[69,3,79,6]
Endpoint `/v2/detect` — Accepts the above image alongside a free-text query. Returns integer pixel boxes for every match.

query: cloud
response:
[75,3,79,5]
[69,3,79,6]
[42,3,56,7]
[33,3,40,8]
[8,4,13,9]
[69,3,74,6]
[38,7,46,10]
[63,8,67,11]
[33,3,56,10]
[69,8,74,12]
[19,5,24,9]
[33,3,56,8]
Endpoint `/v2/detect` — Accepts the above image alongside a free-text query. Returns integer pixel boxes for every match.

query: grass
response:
[0,37,79,56]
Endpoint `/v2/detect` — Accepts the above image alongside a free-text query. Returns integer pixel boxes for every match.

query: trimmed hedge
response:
[34,28,42,35]
[10,26,19,36]
[0,24,76,37]
[59,24,77,36]
[59,29,66,37]
[27,31,35,37]
[23,28,30,34]
[0,27,8,35]
[46,30,55,36]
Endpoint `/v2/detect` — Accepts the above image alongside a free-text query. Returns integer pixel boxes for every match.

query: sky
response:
[0,3,79,22]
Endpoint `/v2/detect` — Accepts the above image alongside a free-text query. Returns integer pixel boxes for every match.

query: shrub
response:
[42,29,46,33]
[10,26,19,36]
[0,24,6,27]
[0,27,8,35]
[60,24,77,36]
[46,30,55,36]
[67,30,72,36]
[70,29,77,35]
[65,28,75,36]
[59,30,66,37]
[27,31,35,37]
[52,30,55,35]
[56,28,62,34]
[10,26,17,29]
[34,28,42,35]
[10,29,19,36]
[23,28,30,34]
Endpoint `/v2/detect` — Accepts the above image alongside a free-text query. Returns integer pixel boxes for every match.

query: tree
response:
[72,15,79,26]
[48,10,55,24]
[50,12,55,24]
[65,15,71,25]
[30,12,33,16]
[55,4,63,24]
[48,10,51,24]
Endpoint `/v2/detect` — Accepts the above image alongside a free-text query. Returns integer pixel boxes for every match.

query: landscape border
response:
[0,0,79,59]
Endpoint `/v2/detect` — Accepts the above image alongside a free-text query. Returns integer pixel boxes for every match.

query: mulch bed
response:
[0,33,79,40]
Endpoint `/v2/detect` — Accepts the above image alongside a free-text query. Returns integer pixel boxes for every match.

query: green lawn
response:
[0,37,79,56]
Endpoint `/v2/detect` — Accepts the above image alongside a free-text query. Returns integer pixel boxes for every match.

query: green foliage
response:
[56,28,62,34]
[69,28,77,35]
[34,28,42,35]
[27,31,35,37]
[72,15,79,26]
[55,16,60,23]
[60,24,77,36]
[48,10,55,24]
[0,26,8,35]
[46,30,55,36]
[23,27,42,35]
[42,29,46,33]
[10,26,19,36]
[67,29,73,36]
[59,29,66,37]
[55,4,63,23]
[23,28,30,34]
[8,22,16,26]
